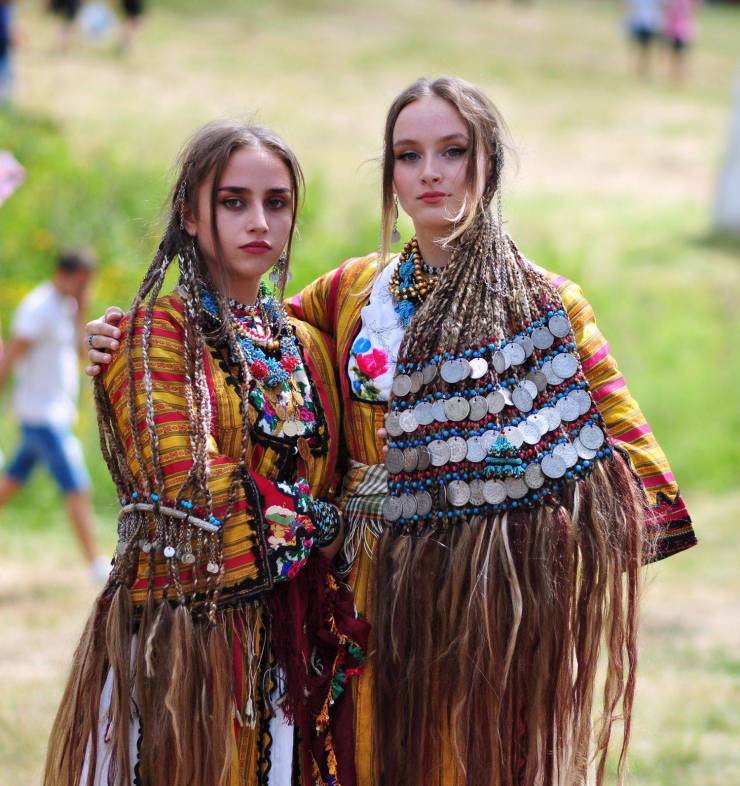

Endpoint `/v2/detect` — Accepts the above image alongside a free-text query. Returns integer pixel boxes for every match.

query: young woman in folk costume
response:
[45,121,367,786]
[86,78,697,785]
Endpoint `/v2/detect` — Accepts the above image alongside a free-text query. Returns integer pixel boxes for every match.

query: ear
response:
[182,201,198,238]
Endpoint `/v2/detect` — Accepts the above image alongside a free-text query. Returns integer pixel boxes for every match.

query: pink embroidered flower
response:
[299,406,315,423]
[356,348,388,379]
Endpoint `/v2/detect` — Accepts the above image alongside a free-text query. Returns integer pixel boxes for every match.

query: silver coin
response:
[541,454,567,479]
[409,370,424,393]
[382,495,403,523]
[432,399,447,423]
[401,493,418,519]
[206,561,220,574]
[548,314,571,338]
[514,334,535,358]
[469,357,489,379]
[505,477,529,500]
[524,463,545,489]
[483,479,507,505]
[416,445,432,471]
[403,447,419,473]
[429,439,451,467]
[570,389,592,416]
[492,350,509,375]
[504,342,527,367]
[558,397,580,422]
[527,370,548,393]
[384,411,403,437]
[415,490,433,517]
[448,480,471,507]
[295,421,306,436]
[141,541,152,554]
[541,360,564,387]
[527,412,550,438]
[445,396,470,422]
[181,552,196,565]
[392,374,412,397]
[469,395,489,421]
[579,424,605,450]
[399,409,418,433]
[522,379,539,399]
[385,448,405,474]
[531,326,554,350]
[422,364,438,385]
[553,441,578,468]
[552,352,579,379]
[447,436,468,463]
[481,429,500,451]
[519,421,541,445]
[466,436,487,463]
[502,425,524,448]
[437,483,448,509]
[282,420,298,438]
[414,400,435,427]
[501,386,514,406]
[574,437,597,460]
[441,360,462,384]
[458,358,472,380]
[486,390,506,414]
[469,479,486,506]
[163,545,176,559]
[512,386,534,413]
[542,405,562,431]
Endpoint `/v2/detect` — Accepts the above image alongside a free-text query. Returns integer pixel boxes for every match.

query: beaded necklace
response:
[200,284,302,389]
[388,238,438,327]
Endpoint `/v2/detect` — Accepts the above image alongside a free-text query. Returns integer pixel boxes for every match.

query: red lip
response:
[240,241,272,254]
[419,191,447,204]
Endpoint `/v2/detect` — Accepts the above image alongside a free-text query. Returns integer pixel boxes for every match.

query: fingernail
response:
[111,341,119,350]
[113,329,121,338]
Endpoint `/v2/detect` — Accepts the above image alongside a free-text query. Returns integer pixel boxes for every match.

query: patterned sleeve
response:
[285,265,346,336]
[102,293,320,595]
[555,276,697,563]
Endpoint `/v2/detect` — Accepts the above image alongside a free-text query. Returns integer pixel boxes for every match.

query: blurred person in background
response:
[119,0,145,52]
[0,248,110,583]
[626,0,663,77]
[664,0,699,82]
[48,0,80,52]
[0,0,15,104]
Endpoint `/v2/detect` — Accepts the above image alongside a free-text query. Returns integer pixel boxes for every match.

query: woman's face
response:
[184,145,294,293]
[392,94,486,239]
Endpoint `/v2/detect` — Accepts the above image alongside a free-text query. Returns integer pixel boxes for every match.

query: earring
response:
[269,252,290,285]
[391,197,401,245]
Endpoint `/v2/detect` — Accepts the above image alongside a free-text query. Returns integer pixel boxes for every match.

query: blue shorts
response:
[5,423,90,494]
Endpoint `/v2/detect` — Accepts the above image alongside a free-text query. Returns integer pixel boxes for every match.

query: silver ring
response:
[88,335,95,348]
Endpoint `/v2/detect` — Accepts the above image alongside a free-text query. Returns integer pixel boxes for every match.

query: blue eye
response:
[267,198,288,210]
[444,147,467,158]
[223,197,243,209]
[397,151,420,162]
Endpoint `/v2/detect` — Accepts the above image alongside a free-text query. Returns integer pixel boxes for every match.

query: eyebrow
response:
[392,133,469,147]
[217,186,292,195]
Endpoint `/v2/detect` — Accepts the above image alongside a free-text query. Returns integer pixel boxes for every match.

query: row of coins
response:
[381,435,608,524]
[384,395,600,476]
[386,352,582,436]
[384,420,605,476]
[391,313,572,399]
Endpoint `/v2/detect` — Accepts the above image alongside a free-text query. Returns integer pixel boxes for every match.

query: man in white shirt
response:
[0,249,109,582]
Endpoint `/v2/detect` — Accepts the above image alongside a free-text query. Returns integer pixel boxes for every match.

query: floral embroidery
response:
[349,337,389,401]
[265,500,316,580]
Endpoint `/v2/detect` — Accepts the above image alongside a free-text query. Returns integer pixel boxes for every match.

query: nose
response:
[420,158,441,187]
[247,203,269,235]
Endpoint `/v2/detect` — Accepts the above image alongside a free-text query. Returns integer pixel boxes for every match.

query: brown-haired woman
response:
[87,79,697,786]
[44,120,367,786]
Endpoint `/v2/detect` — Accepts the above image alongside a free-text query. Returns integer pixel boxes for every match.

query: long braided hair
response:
[44,120,304,786]
[373,78,649,786]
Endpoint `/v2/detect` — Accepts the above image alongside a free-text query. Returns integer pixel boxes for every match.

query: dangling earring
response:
[269,252,290,286]
[391,197,401,245]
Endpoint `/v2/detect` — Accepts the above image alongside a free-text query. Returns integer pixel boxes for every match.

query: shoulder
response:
[329,252,382,294]
[12,283,55,337]
[527,261,591,321]
[119,290,186,334]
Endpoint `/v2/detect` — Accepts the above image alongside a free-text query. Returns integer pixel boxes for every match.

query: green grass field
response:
[1,0,739,783]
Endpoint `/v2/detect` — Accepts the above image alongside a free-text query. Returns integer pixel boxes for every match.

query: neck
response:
[218,277,262,307]
[414,229,452,269]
